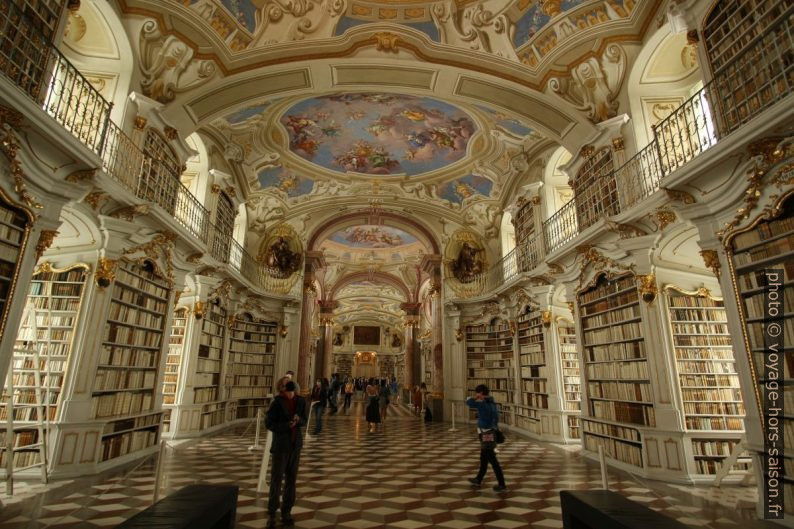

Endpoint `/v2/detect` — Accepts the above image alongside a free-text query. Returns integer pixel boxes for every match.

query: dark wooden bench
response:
[116,483,238,529]
[560,490,689,529]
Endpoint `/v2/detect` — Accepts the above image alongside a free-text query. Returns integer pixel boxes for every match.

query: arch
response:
[308,209,440,255]
[542,146,573,219]
[500,212,515,258]
[329,271,412,303]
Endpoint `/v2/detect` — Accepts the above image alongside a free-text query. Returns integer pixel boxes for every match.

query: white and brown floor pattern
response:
[0,401,775,528]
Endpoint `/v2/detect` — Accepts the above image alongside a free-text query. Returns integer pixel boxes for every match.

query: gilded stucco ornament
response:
[373,32,400,52]
[638,273,658,304]
[83,191,108,211]
[664,188,696,204]
[65,169,96,183]
[651,208,676,231]
[575,245,635,291]
[606,221,647,239]
[541,310,552,328]
[455,328,463,342]
[110,204,150,221]
[95,258,118,288]
[0,107,43,211]
[122,231,177,286]
[35,230,59,261]
[548,44,627,123]
[699,250,721,278]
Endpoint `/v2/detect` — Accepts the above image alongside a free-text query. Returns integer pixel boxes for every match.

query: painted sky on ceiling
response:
[281,93,476,176]
[438,174,493,204]
[257,166,314,197]
[513,0,586,47]
[475,105,535,137]
[328,225,418,248]
[334,16,440,42]
[223,99,279,124]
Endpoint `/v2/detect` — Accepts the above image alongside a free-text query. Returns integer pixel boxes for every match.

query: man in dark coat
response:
[265,380,308,527]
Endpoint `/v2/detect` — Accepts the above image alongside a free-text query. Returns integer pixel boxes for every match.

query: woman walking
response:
[309,378,327,434]
[365,384,381,433]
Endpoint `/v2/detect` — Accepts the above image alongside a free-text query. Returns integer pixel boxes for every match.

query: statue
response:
[333,333,343,346]
[451,242,483,283]
[391,333,402,348]
[265,236,301,277]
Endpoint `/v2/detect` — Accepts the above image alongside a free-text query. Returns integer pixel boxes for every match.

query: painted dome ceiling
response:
[281,93,476,176]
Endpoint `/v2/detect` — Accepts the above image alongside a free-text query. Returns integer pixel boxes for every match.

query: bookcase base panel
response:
[507,410,577,444]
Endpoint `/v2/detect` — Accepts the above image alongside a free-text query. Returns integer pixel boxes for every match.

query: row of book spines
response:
[667,295,724,308]
[580,291,639,318]
[683,401,744,415]
[694,459,751,474]
[116,267,169,299]
[94,370,156,391]
[466,377,512,390]
[586,361,648,380]
[230,324,277,333]
[681,387,743,402]
[111,285,167,313]
[676,361,738,374]
[99,345,158,368]
[466,340,513,346]
[105,324,162,349]
[523,394,548,408]
[28,282,84,297]
[11,373,63,387]
[28,297,80,311]
[691,438,743,456]
[671,322,729,335]
[590,400,655,427]
[196,358,222,373]
[100,430,158,462]
[227,387,272,398]
[466,325,511,333]
[578,276,636,305]
[582,321,642,347]
[26,314,78,327]
[102,413,160,435]
[679,374,741,388]
[92,392,154,418]
[745,318,794,349]
[586,341,646,363]
[588,381,651,402]
[0,406,57,421]
[26,327,73,341]
[675,348,737,360]
[583,433,643,467]
[565,401,581,411]
[520,353,545,365]
[685,417,744,430]
[582,418,641,442]
[0,451,42,469]
[109,302,164,329]
[467,360,512,370]
[582,304,639,329]
[0,223,23,245]
[229,343,276,354]
[230,333,276,343]
[521,379,547,393]
[731,234,794,266]
[668,309,728,323]
[737,262,794,291]
[194,387,220,403]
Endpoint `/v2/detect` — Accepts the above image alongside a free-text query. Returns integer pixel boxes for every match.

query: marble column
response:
[317,300,337,378]
[400,302,421,389]
[297,251,325,392]
[422,255,444,396]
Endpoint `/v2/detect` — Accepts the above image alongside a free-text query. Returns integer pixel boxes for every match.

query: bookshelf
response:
[465,319,514,405]
[514,201,536,272]
[703,0,787,72]
[11,0,66,41]
[0,200,30,340]
[197,300,227,429]
[162,307,188,433]
[664,286,749,476]
[572,147,618,230]
[227,313,276,420]
[579,273,650,468]
[94,260,167,462]
[558,322,581,439]
[518,307,547,412]
[727,194,793,510]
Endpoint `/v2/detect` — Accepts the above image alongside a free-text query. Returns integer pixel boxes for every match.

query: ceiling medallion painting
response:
[438,174,493,205]
[281,93,477,176]
[329,225,418,249]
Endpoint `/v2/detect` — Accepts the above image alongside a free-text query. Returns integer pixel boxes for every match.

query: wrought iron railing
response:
[0,3,285,293]
[543,199,578,254]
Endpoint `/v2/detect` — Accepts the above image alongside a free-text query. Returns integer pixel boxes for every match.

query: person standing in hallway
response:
[365,383,381,433]
[465,384,507,492]
[265,379,308,527]
[378,379,391,422]
[343,377,354,410]
[390,376,399,403]
[327,373,340,414]
[309,378,327,434]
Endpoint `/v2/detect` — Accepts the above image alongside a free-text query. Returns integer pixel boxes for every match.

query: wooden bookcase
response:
[94,260,167,462]
[726,194,793,511]
[227,313,276,419]
[665,286,749,477]
[579,273,650,469]
[517,307,546,435]
[0,265,88,473]
[465,319,515,425]
[558,322,581,439]
[11,0,66,42]
[572,147,618,230]
[162,307,188,433]
[197,300,227,429]
[0,200,30,341]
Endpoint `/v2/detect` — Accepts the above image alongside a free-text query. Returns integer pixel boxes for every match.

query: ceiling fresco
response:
[281,93,477,176]
[223,99,279,125]
[327,225,418,249]
[475,105,536,137]
[437,174,494,205]
[334,16,440,41]
[256,166,315,197]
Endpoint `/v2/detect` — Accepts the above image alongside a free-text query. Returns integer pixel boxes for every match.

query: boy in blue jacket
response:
[465,384,507,492]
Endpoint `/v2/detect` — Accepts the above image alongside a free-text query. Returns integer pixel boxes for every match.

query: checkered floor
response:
[0,400,772,528]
